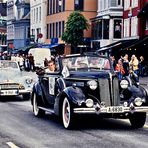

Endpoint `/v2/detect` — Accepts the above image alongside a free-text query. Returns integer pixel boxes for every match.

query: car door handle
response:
[43,78,48,81]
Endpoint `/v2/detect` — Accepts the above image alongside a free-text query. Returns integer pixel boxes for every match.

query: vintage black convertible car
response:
[31,53,148,129]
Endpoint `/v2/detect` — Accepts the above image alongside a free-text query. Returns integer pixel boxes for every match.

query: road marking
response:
[6,142,19,148]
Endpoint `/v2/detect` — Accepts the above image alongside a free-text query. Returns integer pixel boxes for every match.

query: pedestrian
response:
[129,54,139,76]
[115,59,125,80]
[44,58,49,67]
[110,55,117,70]
[139,56,145,77]
[123,54,129,76]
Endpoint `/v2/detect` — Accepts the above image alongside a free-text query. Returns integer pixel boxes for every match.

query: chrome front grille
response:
[98,79,111,106]
[98,77,120,106]
[112,78,120,106]
[0,84,20,89]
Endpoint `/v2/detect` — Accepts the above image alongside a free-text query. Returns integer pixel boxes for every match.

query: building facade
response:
[91,0,123,48]
[7,0,17,50]
[14,0,30,50]
[30,0,47,44]
[7,0,30,52]
[0,1,7,46]
[46,0,97,53]
[120,0,148,60]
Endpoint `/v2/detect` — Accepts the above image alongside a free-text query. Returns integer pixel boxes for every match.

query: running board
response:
[39,106,55,114]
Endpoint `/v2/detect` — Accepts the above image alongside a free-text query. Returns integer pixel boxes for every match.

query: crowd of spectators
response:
[1,52,147,78]
[111,54,148,80]
[0,52,35,71]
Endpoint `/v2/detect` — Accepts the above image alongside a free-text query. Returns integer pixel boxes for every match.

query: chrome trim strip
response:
[73,106,148,114]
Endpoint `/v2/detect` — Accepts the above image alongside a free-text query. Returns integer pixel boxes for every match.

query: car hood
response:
[0,69,23,83]
[69,71,112,79]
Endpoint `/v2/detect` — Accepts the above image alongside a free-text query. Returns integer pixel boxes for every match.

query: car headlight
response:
[85,99,94,108]
[120,80,128,89]
[87,80,98,90]
[25,78,33,84]
[134,97,143,106]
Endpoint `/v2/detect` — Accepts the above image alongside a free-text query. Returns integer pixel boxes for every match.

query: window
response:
[26,27,30,38]
[62,0,65,11]
[74,0,84,11]
[103,19,109,39]
[52,23,55,38]
[59,21,61,37]
[62,21,65,35]
[92,19,109,40]
[36,8,38,22]
[15,27,24,39]
[53,0,55,14]
[56,22,58,37]
[50,0,53,14]
[39,7,41,21]
[110,0,122,7]
[124,19,130,37]
[124,0,130,10]
[114,20,122,38]
[34,9,35,22]
[50,23,52,38]
[146,18,148,30]
[131,0,138,8]
[56,0,59,13]
[59,0,62,12]
[131,17,138,36]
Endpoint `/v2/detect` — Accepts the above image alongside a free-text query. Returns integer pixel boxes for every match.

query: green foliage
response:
[62,11,89,47]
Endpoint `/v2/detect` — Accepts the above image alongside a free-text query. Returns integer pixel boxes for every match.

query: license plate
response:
[107,106,124,113]
[1,90,18,96]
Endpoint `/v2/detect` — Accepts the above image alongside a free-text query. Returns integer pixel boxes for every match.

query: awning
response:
[121,35,148,50]
[138,2,148,18]
[40,44,59,49]
[17,44,38,52]
[97,39,138,53]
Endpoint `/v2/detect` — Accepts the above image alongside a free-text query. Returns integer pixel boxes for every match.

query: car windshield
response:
[62,56,111,71]
[0,60,19,69]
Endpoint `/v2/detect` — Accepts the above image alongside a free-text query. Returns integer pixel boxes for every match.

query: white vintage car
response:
[0,60,33,100]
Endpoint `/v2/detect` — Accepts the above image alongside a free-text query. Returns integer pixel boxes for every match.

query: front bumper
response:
[73,105,148,114]
[0,89,32,96]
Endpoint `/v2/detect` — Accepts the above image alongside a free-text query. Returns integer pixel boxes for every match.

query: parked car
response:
[31,53,148,129]
[0,60,33,100]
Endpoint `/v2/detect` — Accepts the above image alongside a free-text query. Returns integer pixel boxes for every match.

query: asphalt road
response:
[0,97,148,148]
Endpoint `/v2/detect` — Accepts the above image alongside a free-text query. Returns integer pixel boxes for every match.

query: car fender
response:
[139,85,148,104]
[54,86,86,116]
[63,86,86,104]
[128,85,147,99]
[32,81,43,96]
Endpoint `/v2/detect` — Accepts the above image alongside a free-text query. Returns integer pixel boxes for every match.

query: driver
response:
[45,60,56,73]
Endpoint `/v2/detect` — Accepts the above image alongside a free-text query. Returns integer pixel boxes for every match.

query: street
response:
[0,96,148,148]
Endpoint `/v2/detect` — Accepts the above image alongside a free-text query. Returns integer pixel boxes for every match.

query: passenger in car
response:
[45,60,56,73]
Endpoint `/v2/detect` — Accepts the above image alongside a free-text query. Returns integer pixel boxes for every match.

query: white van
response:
[28,48,51,67]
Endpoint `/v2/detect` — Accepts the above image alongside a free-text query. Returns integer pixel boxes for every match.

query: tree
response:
[62,11,89,53]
